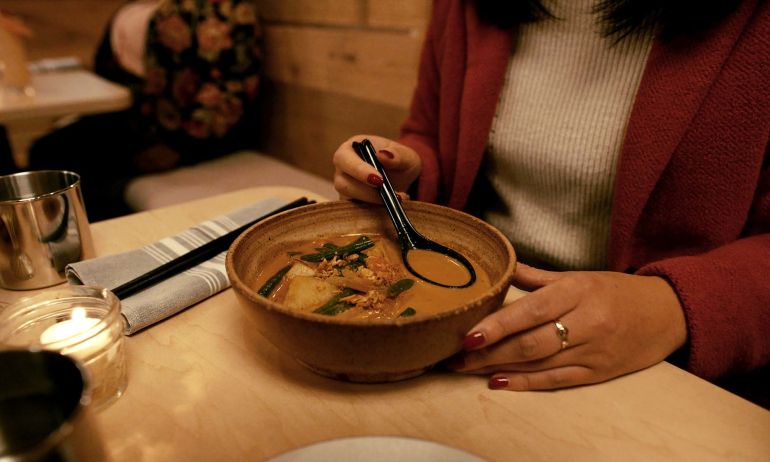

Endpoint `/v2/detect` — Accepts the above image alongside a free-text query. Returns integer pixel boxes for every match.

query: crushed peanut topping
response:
[340,290,386,311]
[315,256,347,278]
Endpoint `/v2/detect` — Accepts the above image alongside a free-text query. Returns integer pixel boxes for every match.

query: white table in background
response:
[0,69,131,168]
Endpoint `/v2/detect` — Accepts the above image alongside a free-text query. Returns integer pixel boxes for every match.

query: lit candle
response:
[40,307,111,360]
[1,286,127,410]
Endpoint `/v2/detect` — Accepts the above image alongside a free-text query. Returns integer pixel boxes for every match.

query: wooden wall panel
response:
[259,0,432,30]
[257,82,407,179]
[263,24,421,108]
[0,0,123,66]
[367,0,432,29]
[257,0,430,179]
[259,0,363,26]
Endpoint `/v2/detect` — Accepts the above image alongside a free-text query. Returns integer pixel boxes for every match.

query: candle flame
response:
[71,307,87,321]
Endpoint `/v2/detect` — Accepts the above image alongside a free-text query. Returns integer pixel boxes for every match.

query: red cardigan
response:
[399,0,770,380]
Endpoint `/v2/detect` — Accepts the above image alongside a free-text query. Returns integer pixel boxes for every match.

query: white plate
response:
[266,436,489,462]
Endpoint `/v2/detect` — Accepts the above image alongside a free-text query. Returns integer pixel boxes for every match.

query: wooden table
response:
[1,186,768,461]
[0,69,131,167]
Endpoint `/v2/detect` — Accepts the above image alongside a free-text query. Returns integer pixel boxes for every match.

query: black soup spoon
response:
[352,139,477,289]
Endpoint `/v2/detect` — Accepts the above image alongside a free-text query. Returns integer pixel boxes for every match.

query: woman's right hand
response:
[332,135,422,203]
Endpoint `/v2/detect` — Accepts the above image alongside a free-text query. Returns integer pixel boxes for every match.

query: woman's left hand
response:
[448,263,689,390]
[0,9,33,38]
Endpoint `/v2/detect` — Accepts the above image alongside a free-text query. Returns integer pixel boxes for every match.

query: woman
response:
[332,0,770,392]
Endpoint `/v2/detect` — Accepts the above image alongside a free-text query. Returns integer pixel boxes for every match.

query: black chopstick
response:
[111,197,313,299]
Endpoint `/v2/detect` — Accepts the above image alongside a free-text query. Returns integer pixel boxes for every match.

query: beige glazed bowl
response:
[226,200,516,383]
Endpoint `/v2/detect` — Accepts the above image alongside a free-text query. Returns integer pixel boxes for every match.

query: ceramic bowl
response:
[226,200,516,382]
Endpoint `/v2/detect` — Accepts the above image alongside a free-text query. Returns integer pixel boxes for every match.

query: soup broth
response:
[253,234,492,320]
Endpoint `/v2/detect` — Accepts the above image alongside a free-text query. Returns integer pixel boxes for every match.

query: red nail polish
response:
[489,377,509,390]
[379,150,394,159]
[463,331,485,350]
[367,174,383,187]
[445,355,465,370]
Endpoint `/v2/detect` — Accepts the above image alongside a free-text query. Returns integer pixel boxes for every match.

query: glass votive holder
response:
[0,285,127,411]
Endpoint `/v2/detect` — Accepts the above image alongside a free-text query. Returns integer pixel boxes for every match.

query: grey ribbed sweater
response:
[482,0,653,270]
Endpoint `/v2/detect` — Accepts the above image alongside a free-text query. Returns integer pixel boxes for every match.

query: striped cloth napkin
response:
[66,197,290,334]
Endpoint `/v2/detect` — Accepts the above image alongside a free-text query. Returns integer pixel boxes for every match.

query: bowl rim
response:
[226,200,517,327]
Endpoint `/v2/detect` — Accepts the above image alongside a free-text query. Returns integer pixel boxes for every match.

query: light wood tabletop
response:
[2,186,768,461]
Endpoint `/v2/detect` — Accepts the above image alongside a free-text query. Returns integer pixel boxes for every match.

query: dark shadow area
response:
[0,126,19,176]
[716,364,770,410]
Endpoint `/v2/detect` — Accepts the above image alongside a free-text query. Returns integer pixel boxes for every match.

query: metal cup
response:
[0,171,94,290]
[0,349,107,461]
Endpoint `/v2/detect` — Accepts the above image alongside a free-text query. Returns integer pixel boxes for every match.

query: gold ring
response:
[554,320,569,350]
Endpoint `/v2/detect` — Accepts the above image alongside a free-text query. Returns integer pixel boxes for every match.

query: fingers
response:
[333,171,383,203]
[463,279,572,352]
[449,345,600,391]
[446,269,592,391]
[333,171,411,203]
[488,366,598,391]
[331,135,376,174]
[332,135,421,202]
[512,263,562,291]
[0,11,34,37]
[454,314,581,371]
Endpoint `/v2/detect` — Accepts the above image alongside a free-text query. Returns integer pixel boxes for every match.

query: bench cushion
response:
[124,151,337,210]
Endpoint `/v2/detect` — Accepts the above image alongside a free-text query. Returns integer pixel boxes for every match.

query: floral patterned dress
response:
[140,0,262,154]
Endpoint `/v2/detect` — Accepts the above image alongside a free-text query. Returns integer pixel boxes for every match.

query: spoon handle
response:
[353,139,418,248]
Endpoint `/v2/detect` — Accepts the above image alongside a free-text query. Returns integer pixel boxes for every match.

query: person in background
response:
[0,8,33,175]
[332,0,770,402]
[27,0,263,221]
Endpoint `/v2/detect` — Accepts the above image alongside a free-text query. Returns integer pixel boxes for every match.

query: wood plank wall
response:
[2,0,431,179]
[0,0,123,65]
[258,0,430,178]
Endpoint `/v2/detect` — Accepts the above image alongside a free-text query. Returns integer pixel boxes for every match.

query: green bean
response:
[387,278,415,298]
[257,265,292,297]
[300,236,374,262]
[313,288,358,316]
[345,252,368,269]
[399,307,417,317]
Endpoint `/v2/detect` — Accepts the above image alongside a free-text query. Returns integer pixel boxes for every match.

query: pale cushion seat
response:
[124,151,338,211]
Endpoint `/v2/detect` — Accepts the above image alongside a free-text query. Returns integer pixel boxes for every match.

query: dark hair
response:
[472,0,743,40]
